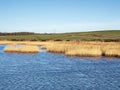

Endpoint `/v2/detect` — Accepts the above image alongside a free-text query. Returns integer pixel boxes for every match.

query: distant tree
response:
[0,32,35,36]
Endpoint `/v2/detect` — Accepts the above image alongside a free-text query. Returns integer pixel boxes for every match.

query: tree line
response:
[0,32,35,36]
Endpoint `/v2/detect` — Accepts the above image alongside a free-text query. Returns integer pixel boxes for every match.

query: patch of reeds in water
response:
[40,41,120,57]
[1,41,120,57]
[4,45,39,53]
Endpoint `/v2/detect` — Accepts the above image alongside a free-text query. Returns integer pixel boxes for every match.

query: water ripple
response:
[0,45,120,90]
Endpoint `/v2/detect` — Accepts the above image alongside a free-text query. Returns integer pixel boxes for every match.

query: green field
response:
[0,30,120,42]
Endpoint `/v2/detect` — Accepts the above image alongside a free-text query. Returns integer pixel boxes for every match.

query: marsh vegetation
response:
[1,41,120,57]
[4,44,39,53]
[40,41,120,57]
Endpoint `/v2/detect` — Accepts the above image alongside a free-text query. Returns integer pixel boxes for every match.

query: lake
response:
[0,45,120,90]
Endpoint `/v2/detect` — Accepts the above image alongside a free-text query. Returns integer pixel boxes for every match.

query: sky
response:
[0,0,120,33]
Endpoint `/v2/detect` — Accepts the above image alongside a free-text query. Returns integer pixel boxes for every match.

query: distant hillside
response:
[0,30,120,42]
[0,32,35,36]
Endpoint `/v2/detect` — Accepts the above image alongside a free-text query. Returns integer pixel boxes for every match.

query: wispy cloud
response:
[39,21,120,33]
[1,21,120,33]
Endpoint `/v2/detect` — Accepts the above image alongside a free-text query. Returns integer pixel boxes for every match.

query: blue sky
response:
[0,0,120,33]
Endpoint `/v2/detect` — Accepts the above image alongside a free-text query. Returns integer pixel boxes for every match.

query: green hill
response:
[0,30,120,42]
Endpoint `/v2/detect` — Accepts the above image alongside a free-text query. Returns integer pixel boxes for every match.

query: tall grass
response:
[2,41,120,57]
[39,41,120,57]
[4,44,39,53]
[102,44,120,57]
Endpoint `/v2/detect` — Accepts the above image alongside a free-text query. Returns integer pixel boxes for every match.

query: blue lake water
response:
[0,45,120,90]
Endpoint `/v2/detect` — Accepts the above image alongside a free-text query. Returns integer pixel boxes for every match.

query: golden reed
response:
[4,45,39,53]
[1,41,120,57]
[39,41,120,57]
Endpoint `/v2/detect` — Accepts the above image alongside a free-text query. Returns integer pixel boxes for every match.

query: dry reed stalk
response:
[65,46,102,57]
[102,44,120,57]
[42,42,70,53]
[4,45,20,52]
[4,45,39,53]
[38,41,120,57]
[2,41,120,57]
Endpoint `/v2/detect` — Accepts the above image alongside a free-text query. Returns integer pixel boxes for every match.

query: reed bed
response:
[39,41,120,57]
[1,41,120,57]
[4,44,39,53]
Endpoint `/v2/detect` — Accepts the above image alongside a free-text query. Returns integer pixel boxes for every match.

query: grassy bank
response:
[0,30,120,41]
